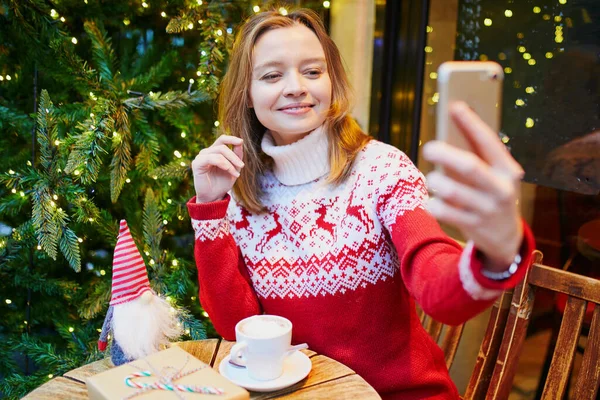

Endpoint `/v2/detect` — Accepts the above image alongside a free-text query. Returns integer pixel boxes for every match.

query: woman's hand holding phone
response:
[422,102,525,272]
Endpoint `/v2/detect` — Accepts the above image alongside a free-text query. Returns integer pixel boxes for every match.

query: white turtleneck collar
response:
[261,126,330,186]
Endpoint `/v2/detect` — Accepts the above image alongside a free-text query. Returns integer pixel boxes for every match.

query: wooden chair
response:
[485,250,600,399]
[417,307,465,370]
[462,288,515,399]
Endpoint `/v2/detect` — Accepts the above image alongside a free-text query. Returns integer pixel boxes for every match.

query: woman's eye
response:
[305,70,322,77]
[262,74,281,81]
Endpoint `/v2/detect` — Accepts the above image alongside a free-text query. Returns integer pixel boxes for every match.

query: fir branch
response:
[177,306,207,340]
[131,51,178,92]
[143,188,163,263]
[150,160,190,181]
[13,334,79,372]
[12,270,79,298]
[36,90,58,170]
[0,105,33,134]
[64,123,110,184]
[0,372,49,400]
[131,113,159,175]
[78,278,111,319]
[109,108,131,203]
[59,227,81,272]
[0,195,29,217]
[84,21,116,84]
[31,181,59,260]
[122,91,209,111]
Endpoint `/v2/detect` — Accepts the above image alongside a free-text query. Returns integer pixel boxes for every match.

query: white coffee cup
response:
[230,315,307,381]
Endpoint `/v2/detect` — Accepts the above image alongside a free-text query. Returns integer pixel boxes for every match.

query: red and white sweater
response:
[187,128,535,400]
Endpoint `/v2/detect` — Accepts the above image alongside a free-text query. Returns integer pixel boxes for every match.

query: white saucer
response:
[218,351,312,392]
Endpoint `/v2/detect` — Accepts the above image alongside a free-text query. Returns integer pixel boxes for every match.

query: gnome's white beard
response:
[112,294,182,360]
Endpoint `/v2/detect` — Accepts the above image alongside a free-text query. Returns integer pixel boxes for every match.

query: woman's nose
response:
[283,72,307,97]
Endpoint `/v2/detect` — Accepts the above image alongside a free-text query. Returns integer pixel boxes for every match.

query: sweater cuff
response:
[187,195,231,242]
[187,194,230,220]
[458,219,535,300]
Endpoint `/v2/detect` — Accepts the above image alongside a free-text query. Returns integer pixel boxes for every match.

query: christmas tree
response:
[0,1,329,398]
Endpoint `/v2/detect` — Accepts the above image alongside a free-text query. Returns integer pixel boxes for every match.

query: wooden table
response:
[24,339,381,399]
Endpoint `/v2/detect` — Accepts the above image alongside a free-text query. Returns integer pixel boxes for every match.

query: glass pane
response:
[454,0,600,195]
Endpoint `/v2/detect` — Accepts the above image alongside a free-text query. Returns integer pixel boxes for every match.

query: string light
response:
[167,199,172,204]
[528,59,536,65]
[37,245,42,250]
[545,52,554,59]
[432,92,439,103]
[502,136,510,144]
[429,72,437,79]
[174,150,182,158]
[123,18,131,26]
[196,0,203,4]
[426,26,433,33]
[214,121,220,127]
[187,22,194,29]
[424,46,433,53]
[60,17,66,22]
[323,1,331,8]
[48,374,53,379]
[533,6,541,13]
[172,260,178,266]
[518,46,526,53]
[163,219,168,225]
[20,191,25,197]
[5,75,11,81]
[554,16,562,22]
[0,76,3,81]
[71,37,78,44]
[202,311,209,317]
[9,169,15,174]
[161,11,167,17]
[68,327,74,332]
[181,131,186,138]
[253,5,260,13]
[180,162,186,167]
[216,29,223,36]
[11,189,16,194]
[100,269,106,276]
[525,118,535,128]
[525,86,535,94]
[523,53,531,60]
[50,9,59,18]
[5,299,11,304]
[515,99,525,106]
[198,19,203,24]
[504,67,512,74]
[53,194,58,200]
[189,78,195,84]
[125,178,131,183]
[559,0,566,4]
[484,18,492,26]
[504,10,513,17]
[279,7,288,15]
[142,2,149,8]
[77,238,83,243]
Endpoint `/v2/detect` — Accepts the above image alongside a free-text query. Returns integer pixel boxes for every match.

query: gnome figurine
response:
[98,220,182,366]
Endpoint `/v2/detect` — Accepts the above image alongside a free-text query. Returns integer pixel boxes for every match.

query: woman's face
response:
[250,24,332,146]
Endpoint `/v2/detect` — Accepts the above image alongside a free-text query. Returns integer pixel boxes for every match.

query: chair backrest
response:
[463,288,515,399]
[417,307,465,370]
[486,250,600,399]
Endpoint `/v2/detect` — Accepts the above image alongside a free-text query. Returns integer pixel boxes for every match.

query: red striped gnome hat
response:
[109,220,152,306]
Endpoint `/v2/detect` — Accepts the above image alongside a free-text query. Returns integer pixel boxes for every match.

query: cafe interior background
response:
[0,0,598,398]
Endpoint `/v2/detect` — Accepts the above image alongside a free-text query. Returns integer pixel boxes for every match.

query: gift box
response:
[86,346,249,400]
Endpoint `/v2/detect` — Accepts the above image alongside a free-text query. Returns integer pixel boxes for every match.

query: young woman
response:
[187,9,535,400]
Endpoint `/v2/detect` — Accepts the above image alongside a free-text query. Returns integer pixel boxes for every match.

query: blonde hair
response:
[219,8,371,213]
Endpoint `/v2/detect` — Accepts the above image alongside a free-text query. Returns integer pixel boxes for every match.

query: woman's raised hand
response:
[422,102,525,272]
[192,135,244,204]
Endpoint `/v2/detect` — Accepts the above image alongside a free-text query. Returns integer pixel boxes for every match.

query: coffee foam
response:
[240,317,289,339]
